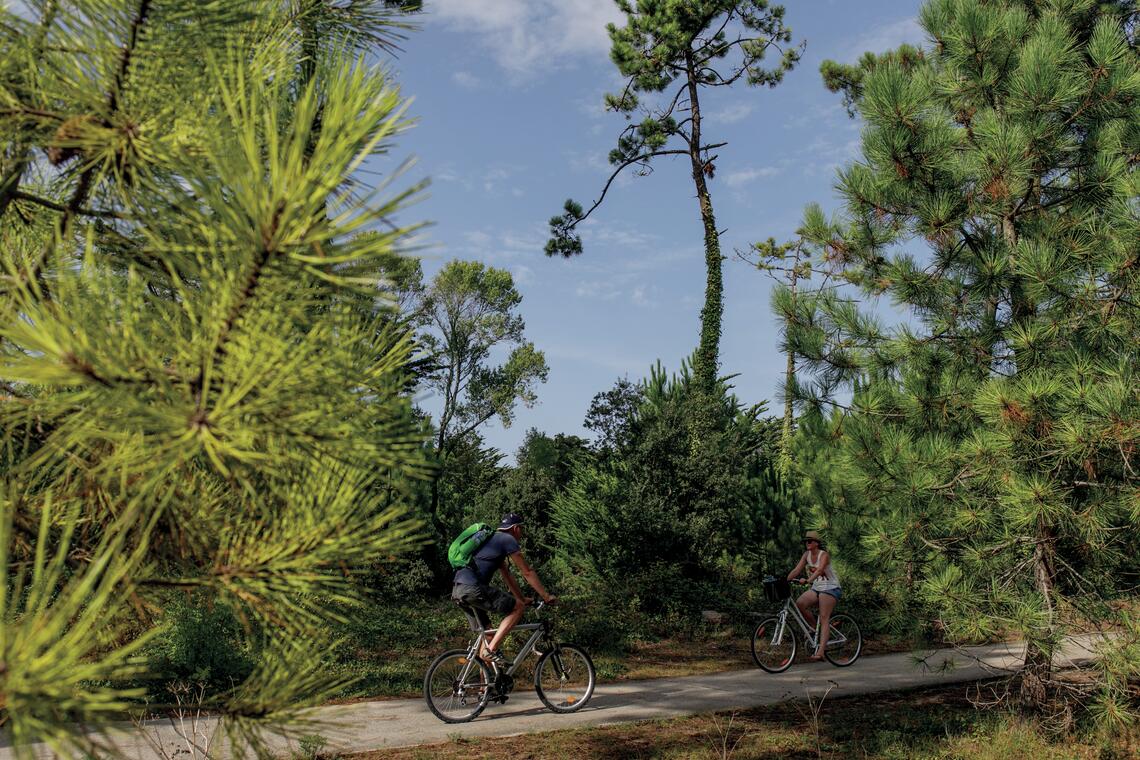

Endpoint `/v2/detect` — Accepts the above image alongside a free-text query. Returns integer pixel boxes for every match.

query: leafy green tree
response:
[494,429,591,572]
[546,1,802,393]
[584,376,644,455]
[434,429,506,529]
[782,0,1139,722]
[0,0,426,753]
[415,260,549,526]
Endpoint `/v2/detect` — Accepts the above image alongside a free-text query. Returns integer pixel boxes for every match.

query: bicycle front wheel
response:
[423,649,493,723]
[751,616,796,673]
[824,614,862,667]
[535,643,595,713]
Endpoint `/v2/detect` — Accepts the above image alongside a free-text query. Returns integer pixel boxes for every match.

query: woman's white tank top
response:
[806,549,840,591]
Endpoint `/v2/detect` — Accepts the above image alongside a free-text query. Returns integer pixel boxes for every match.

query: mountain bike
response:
[750,576,862,673]
[423,600,596,723]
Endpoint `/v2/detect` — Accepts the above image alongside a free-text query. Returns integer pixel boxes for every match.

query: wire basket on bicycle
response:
[762,575,791,603]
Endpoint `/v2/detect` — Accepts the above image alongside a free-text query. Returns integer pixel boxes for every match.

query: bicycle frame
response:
[771,595,849,651]
[450,616,553,689]
[465,620,551,677]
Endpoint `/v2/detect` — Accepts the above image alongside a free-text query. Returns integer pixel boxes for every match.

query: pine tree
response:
[782,0,1139,723]
[743,221,843,475]
[553,358,784,614]
[546,1,802,394]
[0,1,427,754]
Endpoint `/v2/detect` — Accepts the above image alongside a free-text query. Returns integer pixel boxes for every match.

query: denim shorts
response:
[817,587,842,601]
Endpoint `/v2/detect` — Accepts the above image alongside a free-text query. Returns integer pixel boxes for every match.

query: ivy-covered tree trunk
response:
[684,52,725,395]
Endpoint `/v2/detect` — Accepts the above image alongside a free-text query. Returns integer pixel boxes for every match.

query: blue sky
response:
[385,1,926,460]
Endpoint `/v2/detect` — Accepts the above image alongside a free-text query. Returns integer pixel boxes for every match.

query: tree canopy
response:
[781,0,1139,721]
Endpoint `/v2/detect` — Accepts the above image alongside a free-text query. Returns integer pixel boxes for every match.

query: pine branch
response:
[22,0,155,299]
[560,147,691,234]
[11,190,125,220]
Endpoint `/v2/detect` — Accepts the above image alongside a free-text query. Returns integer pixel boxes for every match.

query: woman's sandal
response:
[807,653,824,662]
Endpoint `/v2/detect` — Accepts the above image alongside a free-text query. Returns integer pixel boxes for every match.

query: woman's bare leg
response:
[795,590,817,627]
[814,592,837,657]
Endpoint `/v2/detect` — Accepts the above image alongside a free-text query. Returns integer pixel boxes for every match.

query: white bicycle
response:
[750,576,862,673]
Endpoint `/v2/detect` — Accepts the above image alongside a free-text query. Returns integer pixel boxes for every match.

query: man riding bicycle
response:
[451,513,556,672]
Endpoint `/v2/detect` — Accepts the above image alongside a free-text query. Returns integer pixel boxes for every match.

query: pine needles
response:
[1,1,427,754]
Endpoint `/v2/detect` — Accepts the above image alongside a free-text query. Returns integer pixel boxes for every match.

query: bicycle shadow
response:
[469,690,668,724]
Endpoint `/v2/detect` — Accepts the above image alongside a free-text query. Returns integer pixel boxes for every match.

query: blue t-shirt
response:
[454,530,520,585]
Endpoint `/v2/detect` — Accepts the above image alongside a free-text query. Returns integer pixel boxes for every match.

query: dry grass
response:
[596,626,913,683]
[352,683,1138,760]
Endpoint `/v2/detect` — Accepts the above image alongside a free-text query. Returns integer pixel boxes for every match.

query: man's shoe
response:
[484,648,509,672]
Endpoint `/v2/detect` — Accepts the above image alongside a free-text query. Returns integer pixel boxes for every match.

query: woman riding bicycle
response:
[787,529,842,661]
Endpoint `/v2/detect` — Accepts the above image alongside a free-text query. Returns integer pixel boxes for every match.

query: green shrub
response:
[555,595,641,654]
[147,595,256,690]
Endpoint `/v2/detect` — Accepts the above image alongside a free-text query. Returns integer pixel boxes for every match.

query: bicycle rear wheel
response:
[824,614,862,667]
[751,616,796,673]
[423,649,494,723]
[535,643,595,713]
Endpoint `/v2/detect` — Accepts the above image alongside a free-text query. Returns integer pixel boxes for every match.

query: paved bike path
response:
[1,636,1106,758]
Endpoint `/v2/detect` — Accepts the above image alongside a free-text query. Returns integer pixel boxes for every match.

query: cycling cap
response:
[498,513,524,530]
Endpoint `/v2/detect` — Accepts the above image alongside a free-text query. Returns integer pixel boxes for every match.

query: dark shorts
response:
[818,587,842,601]
[451,583,517,631]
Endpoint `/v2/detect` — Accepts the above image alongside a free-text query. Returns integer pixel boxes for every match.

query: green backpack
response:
[447,522,492,569]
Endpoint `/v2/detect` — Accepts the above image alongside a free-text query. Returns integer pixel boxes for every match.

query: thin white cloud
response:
[575,280,623,300]
[580,222,658,250]
[566,149,616,175]
[711,102,754,124]
[433,163,465,184]
[545,344,651,374]
[800,135,862,178]
[723,166,782,187]
[431,162,526,191]
[511,264,535,285]
[783,101,852,131]
[846,17,924,61]
[453,225,546,262]
[620,248,690,273]
[500,228,545,255]
[483,166,510,192]
[452,71,481,89]
[464,230,492,247]
[429,0,624,78]
[631,284,661,308]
